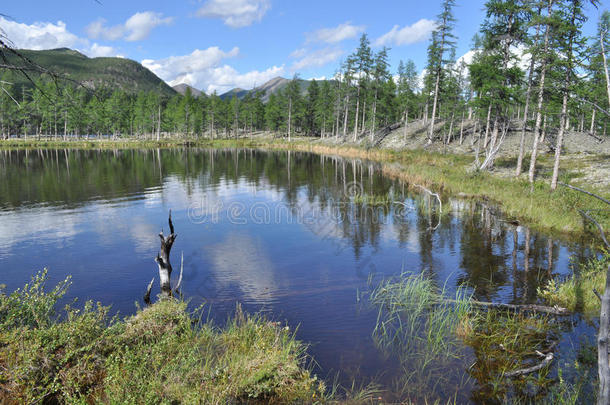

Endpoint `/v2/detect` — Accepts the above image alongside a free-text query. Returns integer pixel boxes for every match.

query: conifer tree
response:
[426,0,457,144]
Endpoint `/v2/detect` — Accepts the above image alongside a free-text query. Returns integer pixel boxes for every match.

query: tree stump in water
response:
[144,210,178,304]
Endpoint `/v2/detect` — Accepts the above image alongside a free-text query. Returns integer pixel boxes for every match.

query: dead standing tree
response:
[144,210,183,304]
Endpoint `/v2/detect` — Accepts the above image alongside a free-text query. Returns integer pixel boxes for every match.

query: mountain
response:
[3,48,176,96]
[172,83,203,97]
[219,87,248,100]
[219,76,320,103]
[254,77,291,102]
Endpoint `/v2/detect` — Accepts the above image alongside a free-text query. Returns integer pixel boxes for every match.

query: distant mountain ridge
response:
[220,77,321,102]
[1,48,329,102]
[172,83,202,97]
[3,48,176,96]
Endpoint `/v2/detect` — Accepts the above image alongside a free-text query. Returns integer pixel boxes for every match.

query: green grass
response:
[0,271,324,404]
[538,252,610,315]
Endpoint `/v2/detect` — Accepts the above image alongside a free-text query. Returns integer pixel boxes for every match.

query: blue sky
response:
[1,0,606,94]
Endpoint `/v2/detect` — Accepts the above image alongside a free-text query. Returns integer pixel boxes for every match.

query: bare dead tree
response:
[144,210,183,304]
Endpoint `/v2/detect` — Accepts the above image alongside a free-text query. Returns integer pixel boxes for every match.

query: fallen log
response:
[443,298,570,316]
[504,351,554,378]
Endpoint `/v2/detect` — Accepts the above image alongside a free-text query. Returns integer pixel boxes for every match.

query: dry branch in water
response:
[413,184,442,231]
[504,351,554,378]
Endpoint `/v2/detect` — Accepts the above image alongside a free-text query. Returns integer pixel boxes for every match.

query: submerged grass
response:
[0,271,325,404]
[368,272,573,404]
[368,273,474,400]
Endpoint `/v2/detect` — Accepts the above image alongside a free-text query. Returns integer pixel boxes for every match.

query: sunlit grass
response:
[0,271,324,404]
[538,251,610,315]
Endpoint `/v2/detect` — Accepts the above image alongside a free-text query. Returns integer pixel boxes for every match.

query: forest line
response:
[1,0,609,191]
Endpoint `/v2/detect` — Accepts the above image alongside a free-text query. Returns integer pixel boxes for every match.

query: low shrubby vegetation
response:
[0,270,324,404]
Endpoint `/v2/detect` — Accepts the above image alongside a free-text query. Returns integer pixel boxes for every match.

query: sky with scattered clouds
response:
[1,0,605,94]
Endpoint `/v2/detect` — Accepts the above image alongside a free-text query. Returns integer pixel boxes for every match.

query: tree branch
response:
[504,351,554,378]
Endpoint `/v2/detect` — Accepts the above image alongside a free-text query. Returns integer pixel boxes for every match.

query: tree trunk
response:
[353,85,360,142]
[155,211,177,298]
[288,97,292,142]
[483,104,492,150]
[600,28,610,107]
[403,108,409,142]
[516,28,538,176]
[459,110,465,145]
[428,27,446,144]
[598,265,610,405]
[552,6,578,191]
[540,115,548,143]
[361,99,366,134]
[371,89,378,141]
[343,93,350,139]
[447,111,455,144]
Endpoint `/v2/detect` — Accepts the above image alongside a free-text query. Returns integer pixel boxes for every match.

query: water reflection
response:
[0,148,596,403]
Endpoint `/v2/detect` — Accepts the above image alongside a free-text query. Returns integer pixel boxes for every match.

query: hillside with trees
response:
[2,48,176,96]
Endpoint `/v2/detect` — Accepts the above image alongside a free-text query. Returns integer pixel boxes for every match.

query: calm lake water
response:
[0,148,598,403]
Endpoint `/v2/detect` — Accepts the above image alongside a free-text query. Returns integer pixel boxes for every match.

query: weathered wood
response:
[468,300,569,316]
[505,351,554,378]
[442,298,570,315]
[143,278,154,305]
[558,182,610,207]
[578,209,610,249]
[154,210,177,298]
[599,264,610,405]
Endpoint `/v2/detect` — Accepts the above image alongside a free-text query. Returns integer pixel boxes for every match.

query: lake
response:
[0,148,597,403]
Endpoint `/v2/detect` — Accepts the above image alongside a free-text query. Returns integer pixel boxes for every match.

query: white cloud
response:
[308,22,365,44]
[289,48,307,59]
[88,43,117,57]
[0,17,84,50]
[291,47,343,71]
[196,0,270,28]
[0,16,121,57]
[85,19,124,41]
[85,11,173,42]
[375,19,436,46]
[142,46,284,94]
[455,50,476,66]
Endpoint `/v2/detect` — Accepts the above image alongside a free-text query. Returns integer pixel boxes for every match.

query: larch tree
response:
[470,0,527,170]
[528,0,556,184]
[370,47,391,141]
[285,74,301,141]
[426,0,457,144]
[550,0,591,190]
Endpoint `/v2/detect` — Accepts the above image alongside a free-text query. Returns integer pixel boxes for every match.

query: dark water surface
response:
[0,148,597,403]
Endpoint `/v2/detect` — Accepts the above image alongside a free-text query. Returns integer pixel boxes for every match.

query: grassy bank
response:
[2,136,609,238]
[538,252,610,315]
[0,271,324,404]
